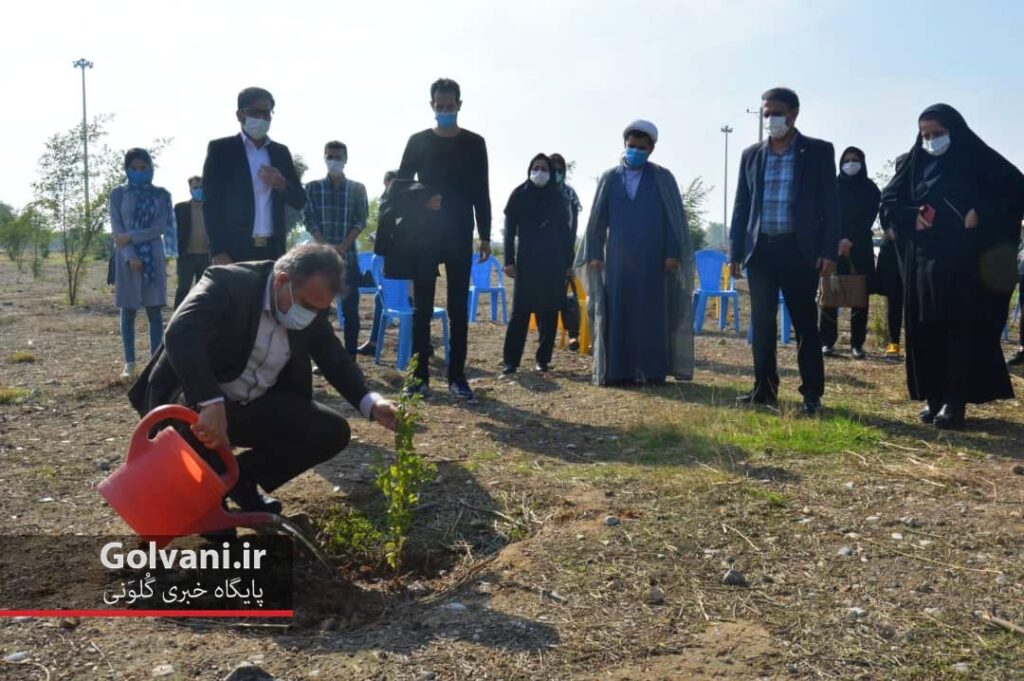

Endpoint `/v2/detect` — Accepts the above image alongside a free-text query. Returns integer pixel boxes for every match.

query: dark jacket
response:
[730,133,841,268]
[174,200,196,251]
[201,134,305,261]
[128,261,369,415]
[375,178,442,280]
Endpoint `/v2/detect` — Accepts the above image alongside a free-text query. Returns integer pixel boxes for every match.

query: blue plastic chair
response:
[358,252,377,296]
[1004,299,1021,341]
[746,292,792,345]
[374,276,450,371]
[467,256,508,324]
[693,250,741,334]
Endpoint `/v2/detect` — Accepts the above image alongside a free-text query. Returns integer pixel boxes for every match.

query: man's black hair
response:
[761,87,800,110]
[383,170,398,183]
[430,78,461,102]
[324,141,348,155]
[237,87,275,111]
[187,175,202,185]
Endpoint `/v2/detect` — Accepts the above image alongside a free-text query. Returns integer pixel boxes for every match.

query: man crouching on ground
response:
[129,243,398,516]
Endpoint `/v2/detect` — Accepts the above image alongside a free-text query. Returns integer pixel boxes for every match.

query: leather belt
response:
[253,237,269,247]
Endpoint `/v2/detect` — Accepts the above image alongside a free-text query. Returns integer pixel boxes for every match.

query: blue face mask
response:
[623,148,649,169]
[435,111,458,129]
[190,188,203,201]
[274,281,317,330]
[127,169,153,186]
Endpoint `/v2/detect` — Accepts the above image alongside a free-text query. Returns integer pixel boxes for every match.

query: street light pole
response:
[720,125,733,248]
[746,107,763,144]
[72,58,94,229]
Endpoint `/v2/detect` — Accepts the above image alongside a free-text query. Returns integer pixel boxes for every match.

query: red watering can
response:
[98,405,278,548]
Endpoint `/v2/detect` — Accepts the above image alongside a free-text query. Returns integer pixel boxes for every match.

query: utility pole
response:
[720,125,733,248]
[72,58,94,230]
[746,107,763,144]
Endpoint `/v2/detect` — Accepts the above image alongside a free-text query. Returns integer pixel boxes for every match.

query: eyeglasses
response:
[241,107,274,120]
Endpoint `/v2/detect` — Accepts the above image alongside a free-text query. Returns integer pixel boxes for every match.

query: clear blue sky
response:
[3,0,1022,238]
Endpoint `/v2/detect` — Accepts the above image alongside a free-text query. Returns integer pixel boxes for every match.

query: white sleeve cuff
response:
[359,392,383,420]
[198,397,225,407]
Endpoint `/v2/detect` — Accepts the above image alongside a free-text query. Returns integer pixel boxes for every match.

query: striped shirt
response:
[760,136,799,235]
[303,176,369,261]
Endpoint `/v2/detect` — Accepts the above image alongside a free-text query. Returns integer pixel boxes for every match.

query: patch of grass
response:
[471,450,501,462]
[724,409,883,457]
[320,508,385,560]
[0,387,29,404]
[743,486,788,508]
[35,464,57,479]
[9,351,37,363]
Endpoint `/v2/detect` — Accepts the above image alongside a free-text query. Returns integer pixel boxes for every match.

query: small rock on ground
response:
[152,664,175,677]
[646,586,666,605]
[837,546,855,557]
[953,662,970,674]
[604,515,620,527]
[4,652,29,663]
[847,607,867,619]
[722,569,749,587]
[223,662,275,681]
[1013,464,1024,476]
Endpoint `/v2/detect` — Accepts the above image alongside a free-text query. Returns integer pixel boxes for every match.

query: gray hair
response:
[273,243,346,297]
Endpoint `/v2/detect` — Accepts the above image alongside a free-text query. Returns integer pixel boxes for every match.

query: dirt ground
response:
[1,257,1024,680]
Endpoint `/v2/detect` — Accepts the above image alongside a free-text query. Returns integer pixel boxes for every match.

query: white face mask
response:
[242,117,271,140]
[274,281,317,331]
[765,115,790,139]
[841,162,862,176]
[922,133,951,157]
[326,159,347,176]
[529,170,550,187]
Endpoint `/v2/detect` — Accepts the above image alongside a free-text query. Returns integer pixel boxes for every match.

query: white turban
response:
[623,119,658,144]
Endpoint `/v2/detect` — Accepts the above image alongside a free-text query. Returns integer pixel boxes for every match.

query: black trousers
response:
[182,392,351,494]
[503,303,558,369]
[746,236,825,399]
[560,276,581,338]
[337,264,361,354]
[412,241,472,383]
[174,253,210,309]
[887,285,904,346]
[1017,277,1024,348]
[819,303,869,350]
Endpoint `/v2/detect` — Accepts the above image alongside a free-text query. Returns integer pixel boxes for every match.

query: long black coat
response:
[880,104,1024,404]
[836,150,881,275]
[504,179,573,313]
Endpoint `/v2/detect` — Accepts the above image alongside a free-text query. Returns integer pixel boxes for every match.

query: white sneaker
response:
[120,362,136,380]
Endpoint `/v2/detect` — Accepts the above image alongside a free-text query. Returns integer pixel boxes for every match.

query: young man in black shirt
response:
[398,78,492,399]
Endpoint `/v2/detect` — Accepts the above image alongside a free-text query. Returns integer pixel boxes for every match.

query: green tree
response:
[0,203,32,270]
[285,154,309,246]
[32,115,169,304]
[356,197,380,252]
[681,177,712,251]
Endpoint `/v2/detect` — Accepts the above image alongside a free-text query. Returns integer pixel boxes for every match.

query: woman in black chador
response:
[820,146,880,359]
[501,153,574,374]
[880,104,1024,429]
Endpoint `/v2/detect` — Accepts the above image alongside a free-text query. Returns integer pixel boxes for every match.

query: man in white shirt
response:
[129,244,397,516]
[202,87,305,264]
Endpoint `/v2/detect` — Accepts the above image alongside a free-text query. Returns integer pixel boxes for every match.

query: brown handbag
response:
[818,258,869,308]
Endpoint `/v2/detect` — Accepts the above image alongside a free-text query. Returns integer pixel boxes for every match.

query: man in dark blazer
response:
[173,175,210,308]
[202,87,305,264]
[729,87,840,415]
[128,244,398,516]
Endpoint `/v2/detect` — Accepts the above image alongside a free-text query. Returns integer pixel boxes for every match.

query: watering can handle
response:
[128,404,240,489]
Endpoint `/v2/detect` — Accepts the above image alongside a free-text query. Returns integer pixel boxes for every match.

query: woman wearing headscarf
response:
[880,104,1024,429]
[110,148,172,379]
[501,153,573,374]
[820,147,880,359]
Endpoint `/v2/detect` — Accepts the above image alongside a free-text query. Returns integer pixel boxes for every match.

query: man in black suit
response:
[202,87,305,264]
[730,87,840,415]
[128,244,398,515]
[173,175,210,308]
